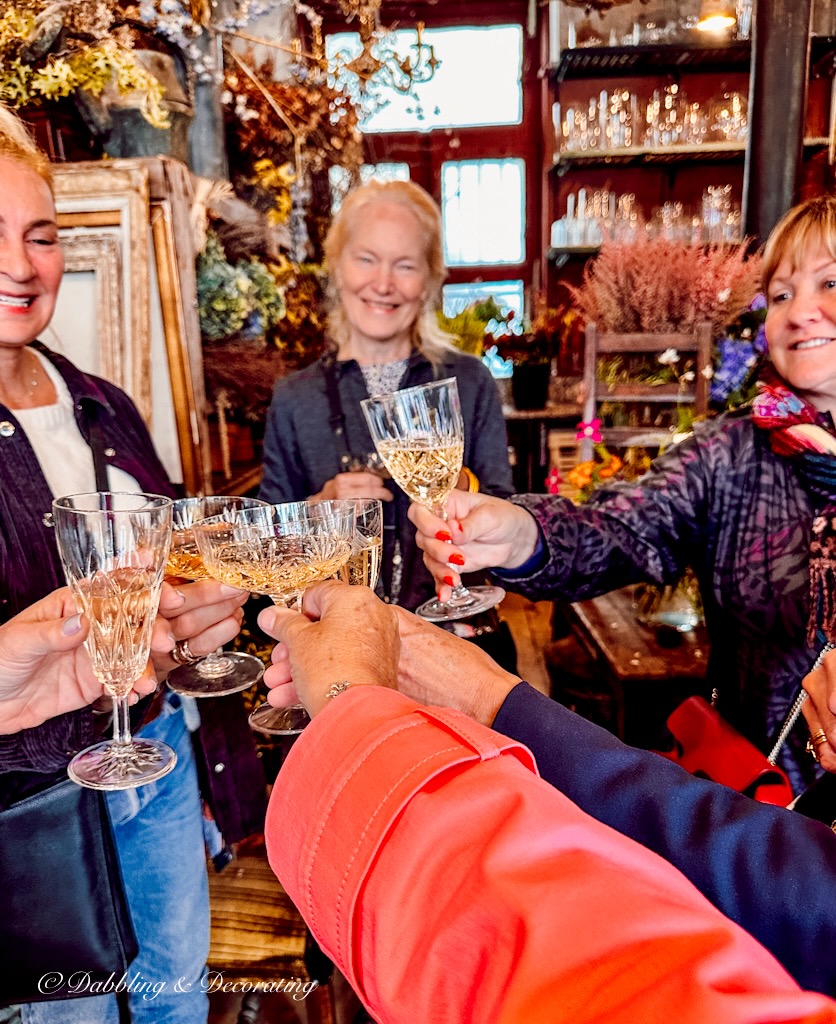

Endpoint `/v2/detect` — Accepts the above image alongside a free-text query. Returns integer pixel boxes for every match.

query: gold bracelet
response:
[461,466,480,493]
[325,681,352,700]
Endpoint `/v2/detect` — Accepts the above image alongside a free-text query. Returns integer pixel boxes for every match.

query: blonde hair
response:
[0,104,53,188]
[323,179,457,366]
[762,194,836,294]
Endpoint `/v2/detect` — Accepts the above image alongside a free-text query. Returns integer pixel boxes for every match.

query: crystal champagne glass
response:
[193,500,355,735]
[165,495,268,697]
[340,498,383,590]
[53,492,176,790]
[361,377,505,622]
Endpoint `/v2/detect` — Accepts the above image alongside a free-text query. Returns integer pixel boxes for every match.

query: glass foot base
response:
[416,585,506,623]
[68,738,177,791]
[166,653,264,697]
[248,702,310,736]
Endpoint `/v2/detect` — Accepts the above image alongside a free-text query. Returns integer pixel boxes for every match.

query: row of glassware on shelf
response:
[550,185,741,248]
[553,85,748,155]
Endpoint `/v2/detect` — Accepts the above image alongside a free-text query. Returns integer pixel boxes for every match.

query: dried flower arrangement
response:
[222,56,363,231]
[0,2,167,126]
[571,238,761,341]
[196,229,286,342]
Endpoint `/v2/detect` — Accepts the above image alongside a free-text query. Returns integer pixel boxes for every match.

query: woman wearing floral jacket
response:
[412,194,836,793]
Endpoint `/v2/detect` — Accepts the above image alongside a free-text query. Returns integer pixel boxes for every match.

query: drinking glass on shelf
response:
[53,491,176,790]
[361,378,505,623]
[193,500,355,735]
[165,495,269,698]
[340,498,383,590]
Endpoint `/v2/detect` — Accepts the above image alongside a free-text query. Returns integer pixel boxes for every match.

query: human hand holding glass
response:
[52,491,176,790]
[165,495,267,697]
[361,377,504,621]
[193,500,355,734]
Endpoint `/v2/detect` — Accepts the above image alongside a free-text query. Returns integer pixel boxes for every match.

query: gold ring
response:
[807,738,821,763]
[171,639,200,665]
[811,729,829,747]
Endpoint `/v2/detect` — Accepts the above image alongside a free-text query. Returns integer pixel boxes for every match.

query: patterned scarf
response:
[752,367,836,644]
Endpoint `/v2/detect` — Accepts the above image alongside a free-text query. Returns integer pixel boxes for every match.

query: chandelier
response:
[329,0,441,97]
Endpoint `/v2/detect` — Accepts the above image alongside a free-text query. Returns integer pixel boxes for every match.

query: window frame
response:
[319,1,542,306]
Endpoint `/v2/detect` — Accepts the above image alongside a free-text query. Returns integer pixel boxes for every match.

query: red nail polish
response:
[449,553,465,566]
[443,575,455,586]
[436,530,453,542]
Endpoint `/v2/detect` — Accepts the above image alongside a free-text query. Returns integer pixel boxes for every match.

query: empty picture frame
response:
[48,158,211,494]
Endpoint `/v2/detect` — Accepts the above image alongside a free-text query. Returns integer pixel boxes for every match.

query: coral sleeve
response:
[266,687,836,1024]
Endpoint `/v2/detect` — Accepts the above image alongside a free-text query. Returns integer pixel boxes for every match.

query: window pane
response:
[329,162,411,211]
[442,281,524,335]
[327,25,523,134]
[442,160,525,266]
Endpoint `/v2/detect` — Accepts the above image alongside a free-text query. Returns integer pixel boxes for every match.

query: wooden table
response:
[564,586,710,748]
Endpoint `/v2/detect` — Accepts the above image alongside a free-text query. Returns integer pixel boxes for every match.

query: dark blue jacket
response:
[260,348,513,610]
[0,346,264,840]
[494,682,836,996]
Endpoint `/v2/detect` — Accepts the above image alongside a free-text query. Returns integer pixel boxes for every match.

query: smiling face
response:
[333,199,430,362]
[0,157,63,350]
[765,237,836,414]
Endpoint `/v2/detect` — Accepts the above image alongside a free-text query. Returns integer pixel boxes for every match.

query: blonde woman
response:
[260,179,514,615]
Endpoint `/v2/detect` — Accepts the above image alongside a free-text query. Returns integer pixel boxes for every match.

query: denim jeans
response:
[21,693,210,1024]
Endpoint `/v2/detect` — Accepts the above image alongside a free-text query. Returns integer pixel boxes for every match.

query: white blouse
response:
[13,351,141,498]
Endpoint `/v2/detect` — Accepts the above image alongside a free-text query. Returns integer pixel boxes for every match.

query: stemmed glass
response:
[340,498,383,590]
[193,500,355,735]
[165,495,268,697]
[53,492,176,790]
[361,377,505,622]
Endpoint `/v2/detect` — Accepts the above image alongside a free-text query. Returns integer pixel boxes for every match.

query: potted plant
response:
[492,298,583,410]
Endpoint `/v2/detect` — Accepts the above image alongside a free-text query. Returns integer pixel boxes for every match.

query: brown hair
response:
[762,194,836,294]
[0,104,53,189]
[323,179,457,365]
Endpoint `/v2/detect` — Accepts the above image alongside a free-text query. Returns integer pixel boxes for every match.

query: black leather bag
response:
[0,771,138,1006]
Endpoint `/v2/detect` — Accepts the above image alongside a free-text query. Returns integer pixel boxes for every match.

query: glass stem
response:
[112,694,132,746]
[435,500,476,609]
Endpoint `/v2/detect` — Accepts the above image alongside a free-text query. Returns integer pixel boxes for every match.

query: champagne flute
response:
[165,495,268,697]
[53,492,176,790]
[340,498,383,590]
[361,377,505,622]
[193,500,355,735]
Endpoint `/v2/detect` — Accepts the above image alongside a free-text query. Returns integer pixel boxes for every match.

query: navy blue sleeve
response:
[493,682,836,996]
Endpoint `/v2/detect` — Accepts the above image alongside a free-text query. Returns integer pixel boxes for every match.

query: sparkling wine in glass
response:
[361,377,505,622]
[193,500,355,735]
[53,492,176,790]
[165,495,268,698]
[340,498,383,590]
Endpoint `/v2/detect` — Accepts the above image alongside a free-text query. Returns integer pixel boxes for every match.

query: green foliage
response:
[196,230,285,342]
[437,297,513,357]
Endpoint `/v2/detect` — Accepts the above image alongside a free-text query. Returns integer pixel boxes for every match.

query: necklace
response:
[0,350,40,407]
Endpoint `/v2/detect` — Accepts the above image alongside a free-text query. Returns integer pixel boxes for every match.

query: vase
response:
[511,363,551,411]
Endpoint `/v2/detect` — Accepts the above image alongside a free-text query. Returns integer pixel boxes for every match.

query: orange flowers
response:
[565,444,624,500]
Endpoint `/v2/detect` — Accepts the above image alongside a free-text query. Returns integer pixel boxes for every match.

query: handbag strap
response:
[766,642,836,764]
[86,403,110,491]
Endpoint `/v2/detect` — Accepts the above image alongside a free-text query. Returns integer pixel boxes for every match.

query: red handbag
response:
[656,696,794,806]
